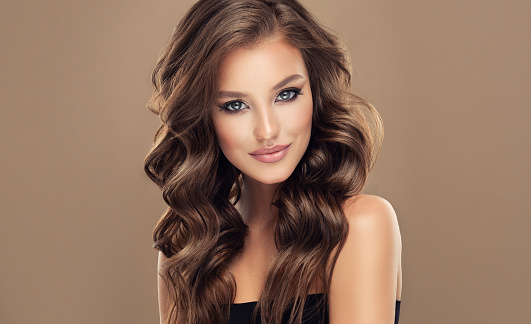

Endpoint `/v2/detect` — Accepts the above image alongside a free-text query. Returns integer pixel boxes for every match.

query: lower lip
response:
[250,145,290,163]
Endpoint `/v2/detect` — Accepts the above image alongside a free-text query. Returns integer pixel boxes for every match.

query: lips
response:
[249,144,290,163]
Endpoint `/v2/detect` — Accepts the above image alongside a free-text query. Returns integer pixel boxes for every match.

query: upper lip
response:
[250,144,290,155]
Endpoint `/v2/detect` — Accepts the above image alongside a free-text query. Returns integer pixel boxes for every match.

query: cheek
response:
[284,96,313,137]
[212,115,245,154]
[299,104,313,133]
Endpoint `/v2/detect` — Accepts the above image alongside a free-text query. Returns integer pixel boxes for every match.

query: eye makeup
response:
[218,100,248,113]
[218,87,303,113]
[275,87,303,103]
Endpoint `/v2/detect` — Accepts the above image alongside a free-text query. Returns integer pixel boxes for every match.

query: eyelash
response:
[218,87,303,113]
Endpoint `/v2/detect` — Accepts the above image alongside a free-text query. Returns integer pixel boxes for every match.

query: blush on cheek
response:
[289,100,313,135]
[300,106,313,128]
[212,116,246,162]
[215,128,234,154]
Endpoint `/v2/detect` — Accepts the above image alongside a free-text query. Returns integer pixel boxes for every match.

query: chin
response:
[246,168,295,185]
[259,176,289,185]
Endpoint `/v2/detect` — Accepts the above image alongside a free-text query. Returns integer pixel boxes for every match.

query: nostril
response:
[254,111,280,141]
[254,125,280,141]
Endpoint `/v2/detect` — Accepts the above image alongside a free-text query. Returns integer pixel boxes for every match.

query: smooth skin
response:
[212,37,313,186]
[158,37,402,324]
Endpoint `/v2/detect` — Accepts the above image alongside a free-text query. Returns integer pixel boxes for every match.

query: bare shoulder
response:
[343,194,398,228]
[339,194,401,267]
[328,194,402,323]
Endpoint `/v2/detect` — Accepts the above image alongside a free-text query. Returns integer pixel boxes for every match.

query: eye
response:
[275,88,302,102]
[219,100,249,112]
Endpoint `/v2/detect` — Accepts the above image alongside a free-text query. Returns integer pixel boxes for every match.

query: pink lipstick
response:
[249,144,290,163]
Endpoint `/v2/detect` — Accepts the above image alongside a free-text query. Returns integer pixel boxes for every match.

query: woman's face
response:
[211,38,313,185]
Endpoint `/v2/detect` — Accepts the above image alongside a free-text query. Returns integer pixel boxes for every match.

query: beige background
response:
[1,0,529,323]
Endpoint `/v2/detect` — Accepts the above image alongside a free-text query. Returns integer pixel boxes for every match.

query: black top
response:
[228,294,401,324]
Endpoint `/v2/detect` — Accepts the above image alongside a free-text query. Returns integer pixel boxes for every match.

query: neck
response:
[237,175,280,229]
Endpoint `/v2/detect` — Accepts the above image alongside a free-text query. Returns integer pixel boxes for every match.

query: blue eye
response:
[276,88,302,102]
[219,100,248,112]
[219,88,302,112]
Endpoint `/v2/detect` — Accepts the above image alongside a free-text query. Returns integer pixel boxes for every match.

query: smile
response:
[249,144,291,163]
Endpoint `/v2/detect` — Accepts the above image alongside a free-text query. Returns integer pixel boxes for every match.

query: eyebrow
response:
[217,74,305,98]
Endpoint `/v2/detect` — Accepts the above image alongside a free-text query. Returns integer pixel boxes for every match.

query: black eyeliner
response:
[219,99,243,111]
[276,87,303,102]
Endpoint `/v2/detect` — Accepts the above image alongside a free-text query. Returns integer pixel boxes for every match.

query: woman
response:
[144,0,402,323]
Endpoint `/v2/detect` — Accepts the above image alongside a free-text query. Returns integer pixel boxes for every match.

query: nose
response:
[253,104,280,143]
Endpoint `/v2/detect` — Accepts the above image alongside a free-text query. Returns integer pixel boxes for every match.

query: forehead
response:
[217,38,308,91]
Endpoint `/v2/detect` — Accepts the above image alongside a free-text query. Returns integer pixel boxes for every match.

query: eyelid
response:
[218,99,248,112]
[218,87,303,111]
[282,87,302,94]
[275,87,303,102]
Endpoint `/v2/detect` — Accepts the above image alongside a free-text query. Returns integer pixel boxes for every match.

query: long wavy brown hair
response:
[144,0,383,323]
